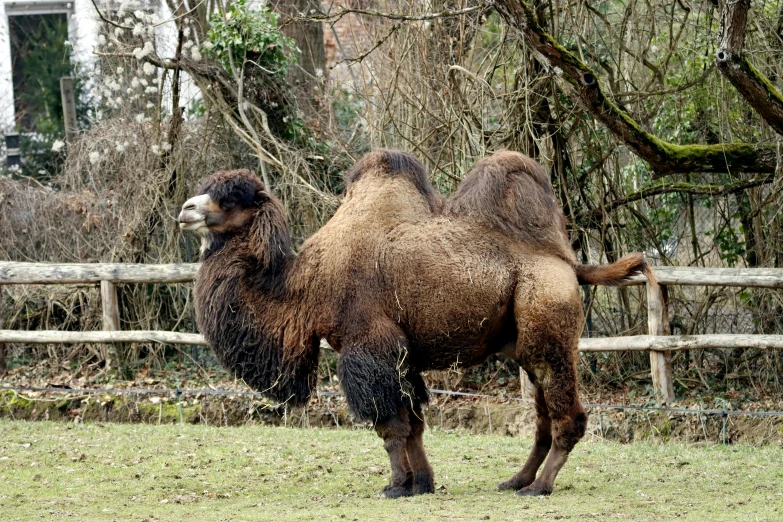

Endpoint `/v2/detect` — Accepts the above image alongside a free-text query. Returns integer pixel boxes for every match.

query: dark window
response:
[8,13,71,133]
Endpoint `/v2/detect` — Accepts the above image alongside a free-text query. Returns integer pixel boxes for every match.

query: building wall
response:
[0,0,196,134]
[0,0,104,131]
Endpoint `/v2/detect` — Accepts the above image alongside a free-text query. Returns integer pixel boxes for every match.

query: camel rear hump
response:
[446,151,575,263]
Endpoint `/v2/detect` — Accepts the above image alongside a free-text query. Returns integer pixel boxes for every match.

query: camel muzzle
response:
[178,194,213,231]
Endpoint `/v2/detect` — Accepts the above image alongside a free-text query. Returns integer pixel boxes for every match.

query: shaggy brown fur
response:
[446,150,575,264]
[180,149,654,499]
[448,150,654,287]
[190,170,315,404]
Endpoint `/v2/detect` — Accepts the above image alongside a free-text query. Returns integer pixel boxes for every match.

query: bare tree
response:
[495,0,779,177]
[715,0,783,136]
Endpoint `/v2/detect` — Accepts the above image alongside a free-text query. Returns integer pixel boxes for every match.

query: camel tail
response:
[575,253,657,287]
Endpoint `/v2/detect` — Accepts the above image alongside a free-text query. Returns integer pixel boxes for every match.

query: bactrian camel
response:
[178,149,655,498]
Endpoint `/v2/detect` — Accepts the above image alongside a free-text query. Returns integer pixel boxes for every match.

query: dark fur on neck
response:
[195,195,317,406]
[246,197,293,297]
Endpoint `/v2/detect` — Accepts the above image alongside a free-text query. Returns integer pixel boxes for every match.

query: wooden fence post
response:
[100,280,121,372]
[60,77,78,144]
[519,367,536,400]
[648,282,674,403]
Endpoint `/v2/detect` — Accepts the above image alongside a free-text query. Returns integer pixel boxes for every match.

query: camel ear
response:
[254,190,269,205]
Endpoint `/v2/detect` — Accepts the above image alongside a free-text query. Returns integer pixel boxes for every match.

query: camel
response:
[178,149,655,498]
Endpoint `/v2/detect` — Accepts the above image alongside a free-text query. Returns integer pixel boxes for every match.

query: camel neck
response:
[194,219,316,405]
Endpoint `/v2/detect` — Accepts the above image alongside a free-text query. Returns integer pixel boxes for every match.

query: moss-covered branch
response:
[578,174,776,225]
[716,0,783,136]
[495,1,779,177]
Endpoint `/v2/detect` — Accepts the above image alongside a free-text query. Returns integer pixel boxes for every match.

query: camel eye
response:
[221,200,237,211]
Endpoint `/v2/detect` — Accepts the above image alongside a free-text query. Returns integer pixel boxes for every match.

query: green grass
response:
[0,420,781,521]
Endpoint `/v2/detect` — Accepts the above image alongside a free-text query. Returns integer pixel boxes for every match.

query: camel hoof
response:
[380,485,413,499]
[498,480,519,491]
[412,478,435,495]
[498,477,531,491]
[515,485,552,497]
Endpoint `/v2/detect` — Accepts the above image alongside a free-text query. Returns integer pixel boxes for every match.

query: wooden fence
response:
[2,261,783,402]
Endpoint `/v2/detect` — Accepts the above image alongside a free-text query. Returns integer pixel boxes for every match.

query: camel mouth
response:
[178,215,208,232]
[179,194,213,232]
[178,219,205,230]
[178,209,209,232]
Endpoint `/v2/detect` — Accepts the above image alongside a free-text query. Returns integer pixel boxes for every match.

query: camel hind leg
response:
[516,356,587,496]
[504,272,587,496]
[498,378,551,491]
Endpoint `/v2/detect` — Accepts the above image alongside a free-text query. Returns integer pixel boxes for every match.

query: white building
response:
[1,0,98,131]
[0,0,194,135]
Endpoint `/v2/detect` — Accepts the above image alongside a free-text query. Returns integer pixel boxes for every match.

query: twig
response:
[89,0,134,30]
[335,23,400,66]
[580,174,778,223]
[286,3,489,26]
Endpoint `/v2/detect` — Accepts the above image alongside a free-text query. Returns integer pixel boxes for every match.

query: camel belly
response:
[306,218,579,372]
[378,224,520,370]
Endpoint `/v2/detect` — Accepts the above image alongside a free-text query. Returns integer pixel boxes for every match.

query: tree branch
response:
[579,173,777,224]
[613,65,715,100]
[495,0,779,177]
[89,0,133,30]
[715,0,783,136]
[285,3,489,26]
[93,49,236,94]
[335,22,400,66]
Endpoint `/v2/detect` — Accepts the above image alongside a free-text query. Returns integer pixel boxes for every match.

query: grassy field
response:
[0,420,781,521]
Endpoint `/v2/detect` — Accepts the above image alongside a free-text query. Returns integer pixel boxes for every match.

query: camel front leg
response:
[406,403,435,495]
[375,408,413,498]
[336,320,427,498]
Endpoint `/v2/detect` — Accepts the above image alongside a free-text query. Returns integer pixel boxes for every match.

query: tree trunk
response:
[716,0,783,136]
[737,191,760,268]
[274,0,326,106]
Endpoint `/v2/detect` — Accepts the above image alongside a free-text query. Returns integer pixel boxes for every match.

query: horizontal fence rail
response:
[2,331,783,352]
[4,262,783,287]
[0,330,207,345]
[0,262,199,284]
[578,334,783,351]
[3,261,783,403]
[624,267,783,288]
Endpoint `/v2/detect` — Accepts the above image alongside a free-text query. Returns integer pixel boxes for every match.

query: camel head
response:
[179,169,291,264]
[179,169,268,236]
